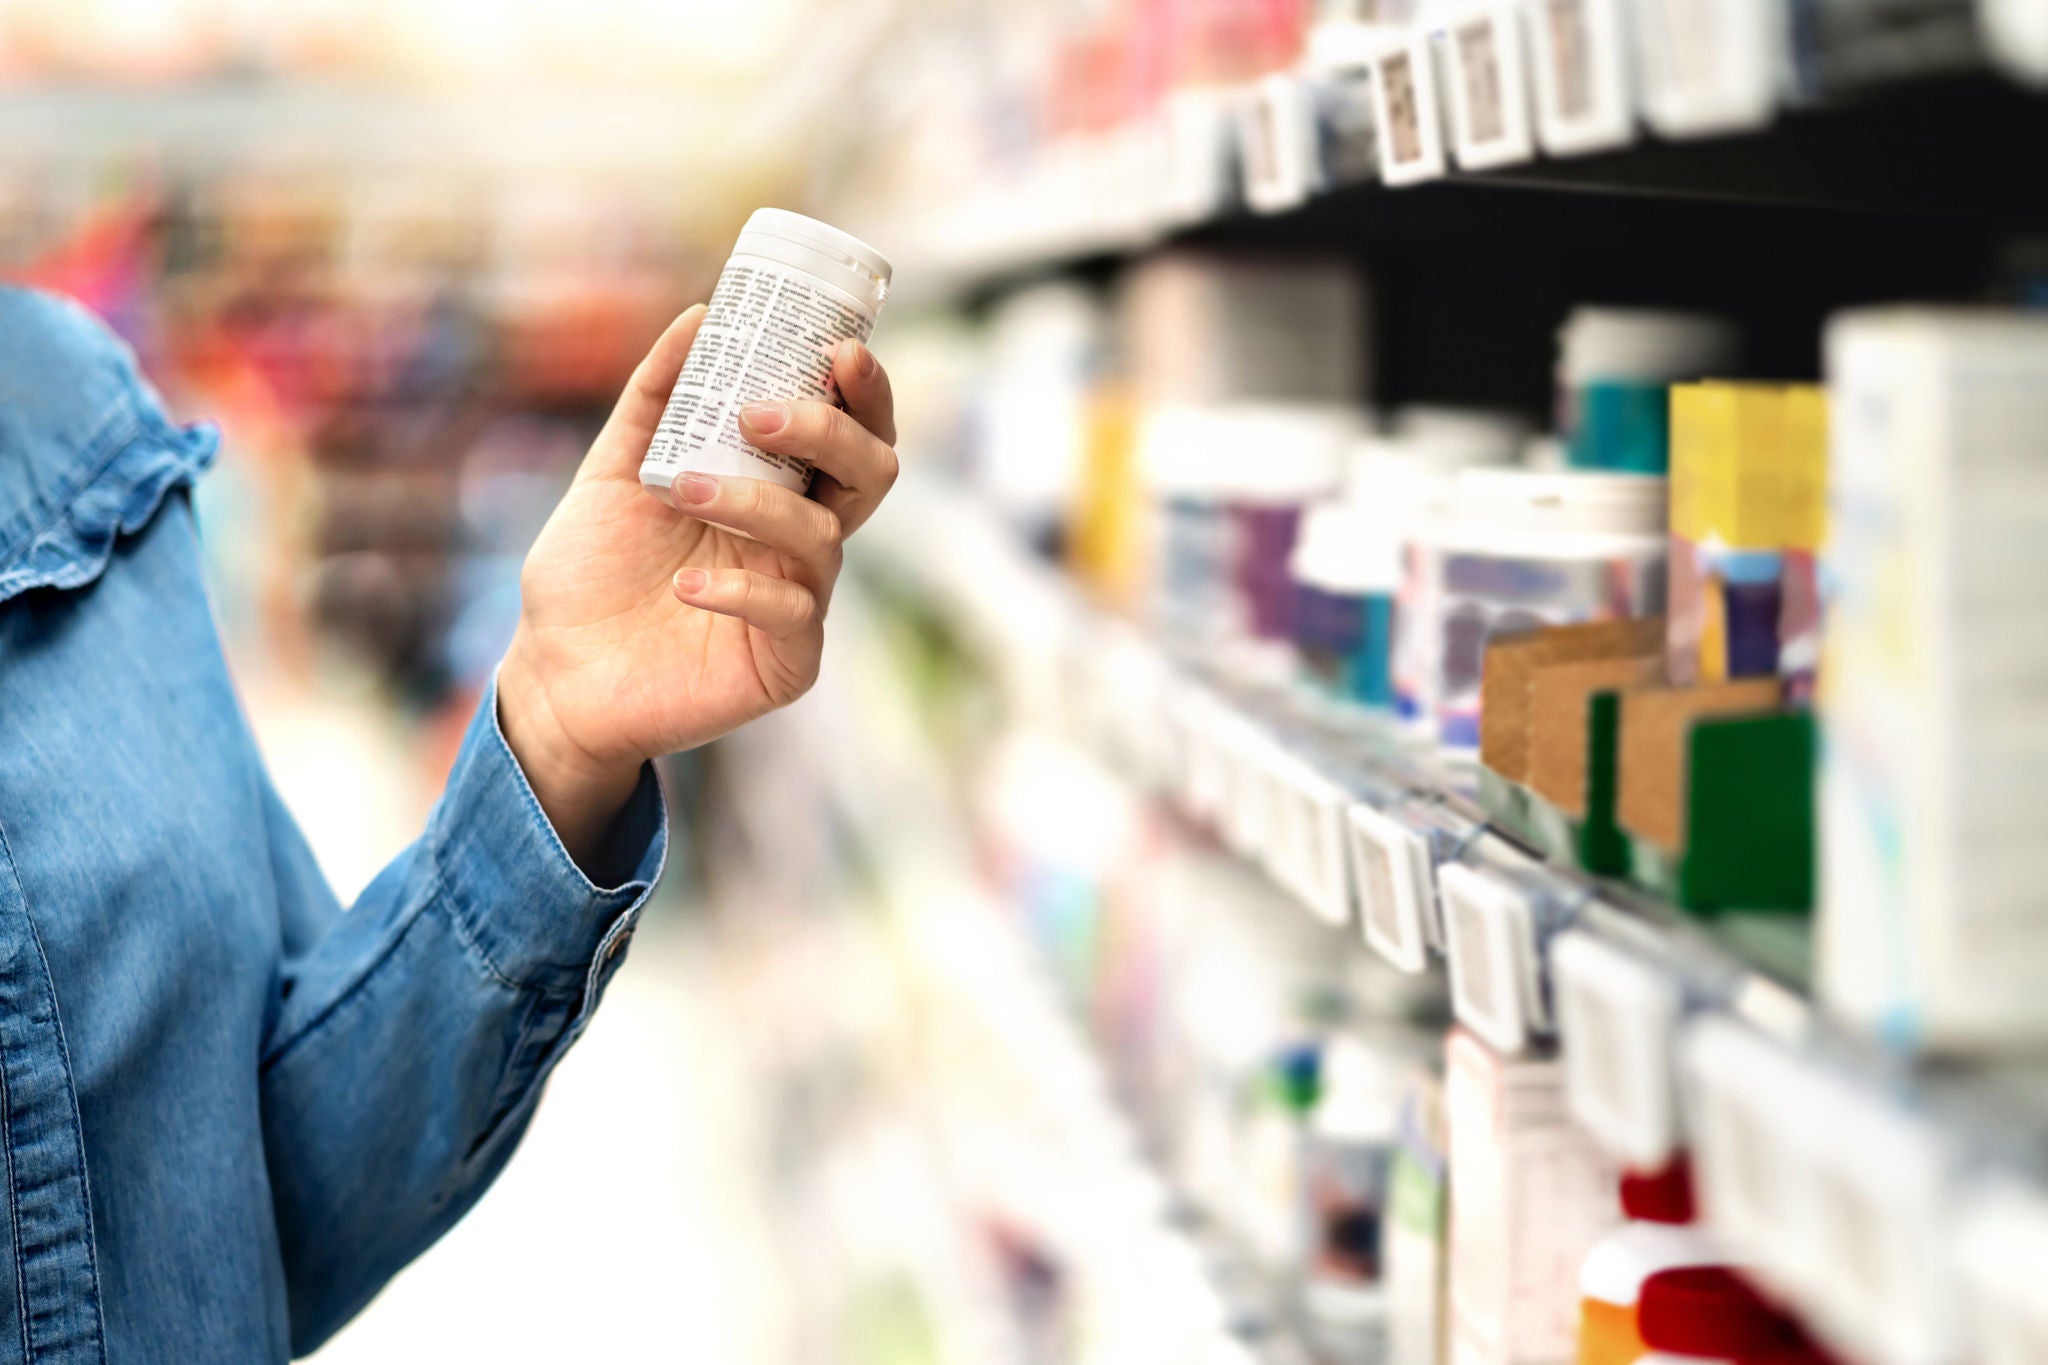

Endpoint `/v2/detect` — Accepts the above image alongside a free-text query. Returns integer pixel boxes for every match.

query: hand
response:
[496,304,899,867]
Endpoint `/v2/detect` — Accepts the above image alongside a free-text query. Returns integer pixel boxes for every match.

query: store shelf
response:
[893,70,2048,319]
[857,475,2048,1365]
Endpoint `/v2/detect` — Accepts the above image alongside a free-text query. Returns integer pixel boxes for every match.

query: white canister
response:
[640,209,892,504]
[1397,468,1667,749]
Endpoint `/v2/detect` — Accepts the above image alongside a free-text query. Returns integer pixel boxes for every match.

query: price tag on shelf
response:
[1633,0,1782,140]
[1527,0,1636,157]
[1265,748,1355,928]
[1093,625,1175,791]
[1163,87,1237,226]
[1443,2,1537,170]
[1958,1180,2048,1365]
[1370,28,1450,186]
[1348,801,1438,973]
[1793,1077,1963,1365]
[1219,712,1279,860]
[1985,0,2048,88]
[1439,859,1557,1054]
[1551,931,1684,1168]
[1680,1017,1823,1299]
[1239,74,1319,214]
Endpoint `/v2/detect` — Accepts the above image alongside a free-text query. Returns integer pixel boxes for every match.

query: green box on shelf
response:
[1625,709,1815,913]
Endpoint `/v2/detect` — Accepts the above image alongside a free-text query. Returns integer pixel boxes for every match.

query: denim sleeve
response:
[256,678,667,1354]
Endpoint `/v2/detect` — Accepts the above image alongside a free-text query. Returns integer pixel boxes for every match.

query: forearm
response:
[260,682,666,1349]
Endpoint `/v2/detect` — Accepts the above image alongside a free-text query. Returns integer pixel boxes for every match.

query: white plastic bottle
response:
[640,209,892,505]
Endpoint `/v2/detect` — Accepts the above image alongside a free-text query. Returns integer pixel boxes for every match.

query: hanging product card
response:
[1984,0,2048,87]
[1440,861,1559,1056]
[1633,0,1783,139]
[1220,712,1274,858]
[1957,1182,2048,1365]
[1679,1018,1820,1300]
[1527,0,1636,156]
[1444,2,1538,170]
[1304,23,1383,189]
[1550,933,1684,1169]
[1275,752,1357,929]
[1164,87,1239,225]
[1795,1079,1962,1365]
[1371,28,1450,185]
[1240,74,1320,213]
[1350,802,1440,973]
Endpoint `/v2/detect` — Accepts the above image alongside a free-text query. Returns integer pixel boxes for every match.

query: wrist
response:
[497,632,643,873]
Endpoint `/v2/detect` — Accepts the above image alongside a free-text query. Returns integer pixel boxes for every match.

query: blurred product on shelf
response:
[1575,1161,1769,1365]
[1445,1028,1620,1365]
[979,283,1110,548]
[1818,307,2048,1052]
[1386,1067,1452,1365]
[1478,617,1665,872]
[1665,383,1829,692]
[1217,404,1359,653]
[1297,1031,1408,1359]
[1120,253,1368,408]
[1292,410,1528,714]
[1614,678,1810,910]
[1397,467,1667,749]
[1292,498,1402,708]
[1555,309,1738,474]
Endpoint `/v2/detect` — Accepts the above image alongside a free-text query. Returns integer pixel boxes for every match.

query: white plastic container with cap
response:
[1556,307,1736,473]
[1395,468,1666,749]
[641,208,892,504]
[1208,404,1358,648]
[1299,1032,1412,1359]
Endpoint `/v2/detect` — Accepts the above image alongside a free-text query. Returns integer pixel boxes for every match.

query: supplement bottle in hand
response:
[640,209,892,505]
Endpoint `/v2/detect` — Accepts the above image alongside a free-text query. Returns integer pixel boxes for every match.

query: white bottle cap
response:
[1209,403,1361,503]
[1558,306,1737,386]
[1446,467,1668,544]
[734,208,893,313]
[1291,500,1402,596]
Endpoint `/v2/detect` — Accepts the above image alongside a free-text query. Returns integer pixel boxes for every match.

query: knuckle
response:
[878,443,901,489]
[812,402,856,449]
[812,505,845,554]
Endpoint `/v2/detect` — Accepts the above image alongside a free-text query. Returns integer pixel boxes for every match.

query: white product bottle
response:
[640,209,892,505]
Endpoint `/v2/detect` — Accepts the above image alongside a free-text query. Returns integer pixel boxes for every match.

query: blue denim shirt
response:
[0,287,668,1361]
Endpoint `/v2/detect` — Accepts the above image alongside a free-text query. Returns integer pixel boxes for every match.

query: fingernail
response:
[674,568,707,594]
[677,473,717,504]
[740,401,788,434]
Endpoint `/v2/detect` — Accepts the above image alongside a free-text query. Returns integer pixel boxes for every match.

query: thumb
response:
[578,303,707,484]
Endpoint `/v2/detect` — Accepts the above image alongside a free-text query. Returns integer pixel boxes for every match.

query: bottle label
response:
[641,256,876,490]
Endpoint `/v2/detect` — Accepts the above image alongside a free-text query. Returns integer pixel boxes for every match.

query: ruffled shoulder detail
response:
[0,287,219,606]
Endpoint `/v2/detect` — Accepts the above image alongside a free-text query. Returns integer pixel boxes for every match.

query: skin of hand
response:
[496,304,899,868]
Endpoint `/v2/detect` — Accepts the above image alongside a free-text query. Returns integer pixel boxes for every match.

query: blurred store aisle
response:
[310,907,786,1364]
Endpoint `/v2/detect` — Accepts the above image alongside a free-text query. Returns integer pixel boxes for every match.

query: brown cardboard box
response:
[1530,656,1667,816]
[1617,680,1784,851]
[1480,618,1666,784]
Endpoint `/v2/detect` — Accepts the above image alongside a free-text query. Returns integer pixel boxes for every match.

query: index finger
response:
[579,304,706,484]
[832,339,895,446]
